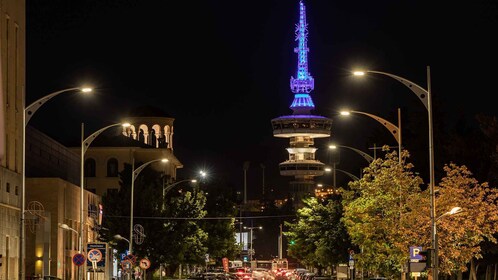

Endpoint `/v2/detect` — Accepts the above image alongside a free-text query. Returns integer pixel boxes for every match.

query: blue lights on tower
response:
[290,0,315,112]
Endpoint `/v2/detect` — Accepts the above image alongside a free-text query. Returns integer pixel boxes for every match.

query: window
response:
[15,186,18,195]
[85,158,96,177]
[106,158,118,177]
[6,182,10,193]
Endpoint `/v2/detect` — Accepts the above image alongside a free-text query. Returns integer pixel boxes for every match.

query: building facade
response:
[0,0,25,279]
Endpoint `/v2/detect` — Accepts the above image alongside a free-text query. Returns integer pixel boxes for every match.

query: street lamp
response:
[113,234,130,245]
[353,67,437,280]
[324,167,359,181]
[80,122,130,256]
[244,226,262,261]
[328,144,374,163]
[129,158,169,255]
[340,109,402,164]
[162,179,198,210]
[59,223,80,279]
[21,87,92,280]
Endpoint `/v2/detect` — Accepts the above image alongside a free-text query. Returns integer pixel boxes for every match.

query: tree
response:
[432,163,498,275]
[285,195,351,270]
[100,163,209,276]
[341,148,424,278]
[200,180,239,265]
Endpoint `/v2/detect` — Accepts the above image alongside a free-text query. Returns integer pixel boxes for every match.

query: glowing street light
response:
[21,87,92,280]
[328,144,373,163]
[129,158,168,255]
[339,109,402,164]
[353,67,438,280]
[79,122,130,257]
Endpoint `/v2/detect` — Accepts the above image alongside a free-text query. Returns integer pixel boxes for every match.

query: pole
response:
[332,162,337,188]
[20,105,26,280]
[129,157,135,256]
[80,123,84,254]
[427,66,437,280]
[398,108,402,164]
[278,224,283,259]
[249,227,253,262]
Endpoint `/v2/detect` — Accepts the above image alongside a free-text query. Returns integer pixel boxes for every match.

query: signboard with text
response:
[87,242,107,272]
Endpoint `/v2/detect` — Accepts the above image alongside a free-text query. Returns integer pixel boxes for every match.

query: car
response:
[252,268,274,280]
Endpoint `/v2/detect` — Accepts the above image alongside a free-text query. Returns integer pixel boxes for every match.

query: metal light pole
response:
[244,226,262,261]
[328,144,374,163]
[353,67,436,280]
[129,158,168,255]
[162,179,198,210]
[21,87,92,280]
[59,223,79,279]
[80,122,130,258]
[340,109,402,164]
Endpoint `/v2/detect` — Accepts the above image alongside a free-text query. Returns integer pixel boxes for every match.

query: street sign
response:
[121,260,132,272]
[411,272,421,277]
[72,253,86,267]
[86,242,107,272]
[410,246,423,262]
[139,258,151,270]
[205,253,210,262]
[124,254,136,265]
[348,260,354,269]
[87,249,102,262]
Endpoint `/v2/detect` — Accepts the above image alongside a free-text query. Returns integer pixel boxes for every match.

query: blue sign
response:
[410,246,423,262]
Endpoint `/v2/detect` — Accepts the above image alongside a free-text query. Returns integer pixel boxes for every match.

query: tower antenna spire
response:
[290,0,315,114]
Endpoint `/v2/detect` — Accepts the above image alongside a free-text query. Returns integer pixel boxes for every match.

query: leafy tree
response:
[341,148,424,278]
[100,163,209,276]
[432,164,498,276]
[200,180,239,265]
[285,195,351,270]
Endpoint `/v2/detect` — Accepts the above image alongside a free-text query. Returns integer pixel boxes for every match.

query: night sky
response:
[26,1,498,199]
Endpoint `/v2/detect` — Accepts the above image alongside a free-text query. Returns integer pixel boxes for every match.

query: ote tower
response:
[271,0,332,207]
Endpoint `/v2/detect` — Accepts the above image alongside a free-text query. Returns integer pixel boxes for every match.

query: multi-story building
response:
[0,0,25,279]
[271,0,332,208]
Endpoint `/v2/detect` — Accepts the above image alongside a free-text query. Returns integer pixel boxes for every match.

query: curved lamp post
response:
[21,87,92,280]
[340,109,402,164]
[324,166,360,181]
[244,226,262,261]
[353,67,438,280]
[328,144,374,163]
[129,158,168,255]
[80,122,130,257]
[113,234,131,245]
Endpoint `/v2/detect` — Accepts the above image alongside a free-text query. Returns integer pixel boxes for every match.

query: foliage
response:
[341,148,424,278]
[432,163,498,274]
[199,180,239,265]
[100,163,209,274]
[285,195,351,269]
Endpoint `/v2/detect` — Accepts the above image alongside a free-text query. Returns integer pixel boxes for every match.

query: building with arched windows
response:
[73,106,183,197]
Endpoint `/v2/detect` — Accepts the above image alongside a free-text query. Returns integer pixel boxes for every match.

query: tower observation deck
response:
[271,0,332,207]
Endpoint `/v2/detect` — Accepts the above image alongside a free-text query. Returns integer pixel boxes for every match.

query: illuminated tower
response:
[271,0,332,207]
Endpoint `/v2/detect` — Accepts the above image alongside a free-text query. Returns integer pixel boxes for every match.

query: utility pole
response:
[278,224,283,259]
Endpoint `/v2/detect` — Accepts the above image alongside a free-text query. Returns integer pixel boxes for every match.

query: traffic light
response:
[289,240,296,245]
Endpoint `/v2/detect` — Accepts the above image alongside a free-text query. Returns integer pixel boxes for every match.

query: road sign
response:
[124,254,136,265]
[139,258,151,270]
[72,253,86,266]
[121,260,132,272]
[86,242,107,272]
[205,253,210,262]
[410,246,423,262]
[348,259,354,269]
[87,249,103,262]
